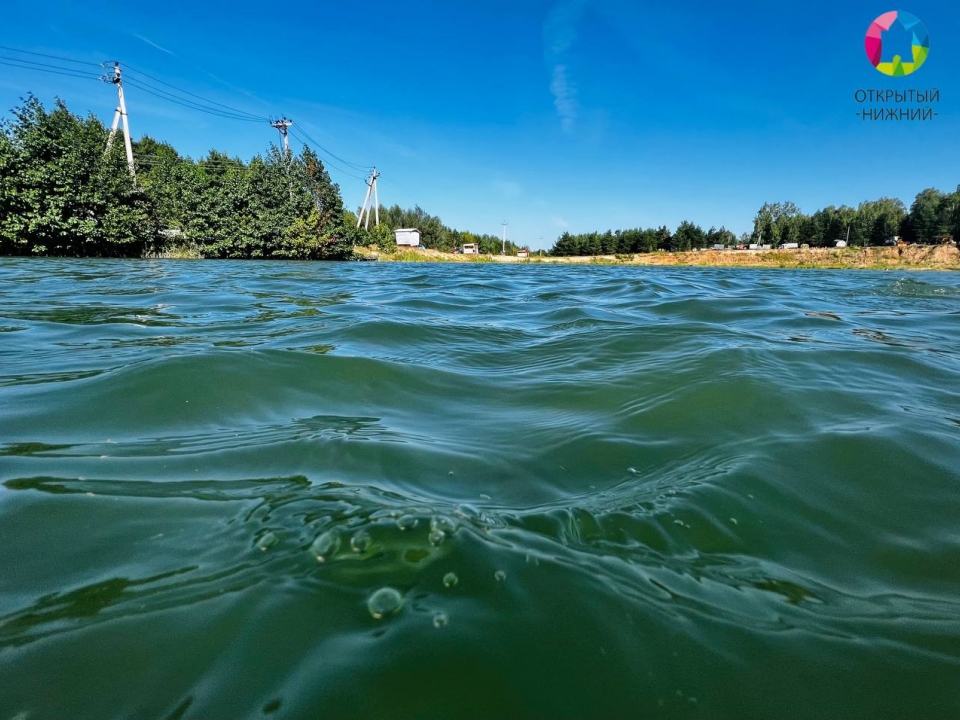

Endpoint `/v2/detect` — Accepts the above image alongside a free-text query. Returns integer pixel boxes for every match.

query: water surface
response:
[1,259,959,719]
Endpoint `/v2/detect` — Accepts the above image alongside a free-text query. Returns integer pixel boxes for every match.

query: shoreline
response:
[367,245,960,270]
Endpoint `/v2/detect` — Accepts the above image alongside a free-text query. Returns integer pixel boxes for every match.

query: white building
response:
[395,228,421,247]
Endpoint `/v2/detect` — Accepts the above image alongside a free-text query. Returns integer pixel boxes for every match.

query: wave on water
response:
[0,259,959,719]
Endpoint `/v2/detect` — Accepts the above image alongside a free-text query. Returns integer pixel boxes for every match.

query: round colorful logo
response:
[865,11,929,76]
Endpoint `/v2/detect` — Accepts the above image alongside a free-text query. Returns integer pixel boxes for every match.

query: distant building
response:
[517,249,529,258]
[780,243,800,249]
[462,243,479,255]
[395,228,421,247]
[711,244,726,251]
[748,243,760,250]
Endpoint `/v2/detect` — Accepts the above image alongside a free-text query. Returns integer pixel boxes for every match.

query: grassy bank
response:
[361,245,960,270]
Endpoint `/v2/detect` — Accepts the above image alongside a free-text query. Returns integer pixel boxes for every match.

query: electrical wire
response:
[123,78,265,123]
[290,124,371,172]
[289,126,368,181]
[0,45,102,68]
[0,57,101,81]
[1,45,378,187]
[123,64,268,121]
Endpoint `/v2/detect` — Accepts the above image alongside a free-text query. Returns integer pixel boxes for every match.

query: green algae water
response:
[1,259,959,719]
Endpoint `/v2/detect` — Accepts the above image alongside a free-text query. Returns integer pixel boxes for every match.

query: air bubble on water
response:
[454,504,480,520]
[443,572,459,588]
[628,467,639,475]
[448,471,454,476]
[367,587,403,620]
[397,515,418,531]
[729,517,738,525]
[479,493,491,501]
[433,612,449,629]
[350,529,372,553]
[257,531,278,551]
[430,515,456,534]
[494,570,506,582]
[428,529,446,546]
[673,519,684,526]
[747,493,755,499]
[310,529,341,562]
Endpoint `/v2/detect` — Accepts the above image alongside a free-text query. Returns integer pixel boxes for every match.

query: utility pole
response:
[270,118,293,155]
[356,168,381,230]
[102,62,136,182]
[502,220,508,255]
[539,236,544,257]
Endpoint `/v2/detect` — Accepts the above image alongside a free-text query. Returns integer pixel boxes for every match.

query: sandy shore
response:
[366,244,960,270]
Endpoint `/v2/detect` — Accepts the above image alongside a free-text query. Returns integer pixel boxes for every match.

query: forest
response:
[548,194,960,256]
[2,97,957,260]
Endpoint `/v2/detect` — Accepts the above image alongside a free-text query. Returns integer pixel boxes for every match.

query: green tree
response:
[905,188,950,243]
[0,96,155,256]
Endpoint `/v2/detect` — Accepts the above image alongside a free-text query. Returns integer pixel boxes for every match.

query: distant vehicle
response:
[882,236,902,246]
[835,240,848,248]
[462,243,479,255]
[711,244,725,250]
[748,243,760,250]
[780,243,800,249]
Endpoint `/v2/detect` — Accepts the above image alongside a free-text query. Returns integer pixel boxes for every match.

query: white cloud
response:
[543,0,589,133]
[549,65,576,133]
[133,33,175,57]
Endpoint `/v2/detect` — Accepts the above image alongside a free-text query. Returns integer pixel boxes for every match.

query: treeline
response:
[0,96,365,259]
[552,224,738,256]
[753,195,958,247]
[368,204,520,255]
[550,193,960,256]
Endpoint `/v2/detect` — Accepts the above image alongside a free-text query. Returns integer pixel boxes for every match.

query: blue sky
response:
[1,0,958,249]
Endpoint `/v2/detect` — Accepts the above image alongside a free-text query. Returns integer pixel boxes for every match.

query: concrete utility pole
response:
[502,220,508,255]
[356,168,381,229]
[270,118,293,155]
[103,62,136,182]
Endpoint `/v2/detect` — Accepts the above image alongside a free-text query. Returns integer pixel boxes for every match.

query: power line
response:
[289,126,367,180]
[123,77,265,122]
[123,64,267,121]
[1,45,381,187]
[0,45,102,68]
[0,57,101,81]
[290,124,371,172]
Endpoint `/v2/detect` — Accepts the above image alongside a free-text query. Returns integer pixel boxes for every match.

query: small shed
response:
[395,228,421,247]
[517,249,529,259]
[462,243,478,255]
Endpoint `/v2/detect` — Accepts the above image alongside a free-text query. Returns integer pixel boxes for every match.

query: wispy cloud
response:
[544,0,589,133]
[133,33,175,57]
[549,65,576,133]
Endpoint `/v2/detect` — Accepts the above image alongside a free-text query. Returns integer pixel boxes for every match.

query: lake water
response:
[1,259,959,719]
